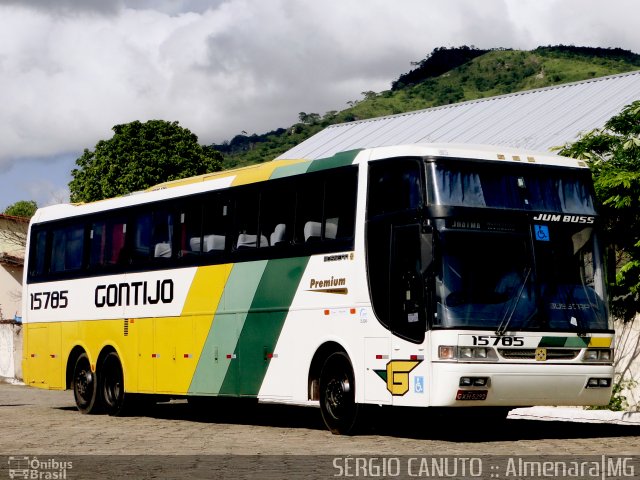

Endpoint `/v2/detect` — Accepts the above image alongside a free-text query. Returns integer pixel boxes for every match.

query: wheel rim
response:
[324,375,352,421]
[74,358,94,408]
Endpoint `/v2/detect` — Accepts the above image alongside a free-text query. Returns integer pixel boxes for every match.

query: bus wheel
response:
[72,353,101,414]
[319,352,358,435]
[100,352,127,416]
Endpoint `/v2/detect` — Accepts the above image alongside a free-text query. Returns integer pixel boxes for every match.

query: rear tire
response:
[100,352,128,416]
[319,352,358,435]
[72,353,101,414]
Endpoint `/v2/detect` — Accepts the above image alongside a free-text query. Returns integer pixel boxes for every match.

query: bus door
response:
[389,224,430,406]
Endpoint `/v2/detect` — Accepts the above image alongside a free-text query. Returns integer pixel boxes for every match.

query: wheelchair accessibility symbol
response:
[414,376,424,394]
[534,224,550,242]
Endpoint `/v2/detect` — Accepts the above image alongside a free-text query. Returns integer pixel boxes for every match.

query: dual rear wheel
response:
[72,351,128,416]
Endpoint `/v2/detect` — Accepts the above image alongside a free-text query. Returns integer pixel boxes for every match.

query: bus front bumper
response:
[429,362,614,407]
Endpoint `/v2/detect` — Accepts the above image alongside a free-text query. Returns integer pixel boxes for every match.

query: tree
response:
[69,120,223,203]
[557,100,640,321]
[298,112,320,125]
[1,200,35,250]
[3,200,37,218]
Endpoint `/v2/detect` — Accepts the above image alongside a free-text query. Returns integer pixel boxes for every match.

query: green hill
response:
[213,45,640,168]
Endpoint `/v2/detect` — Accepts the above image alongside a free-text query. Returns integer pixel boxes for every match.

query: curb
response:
[509,406,640,425]
[0,376,24,386]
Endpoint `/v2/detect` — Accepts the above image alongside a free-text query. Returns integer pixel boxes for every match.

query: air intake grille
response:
[498,348,580,360]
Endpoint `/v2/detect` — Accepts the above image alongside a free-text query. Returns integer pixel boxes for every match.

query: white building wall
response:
[0,264,23,322]
[614,316,640,410]
[0,322,22,380]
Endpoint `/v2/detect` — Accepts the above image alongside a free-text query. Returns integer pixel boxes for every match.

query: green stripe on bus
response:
[563,337,591,348]
[269,161,312,179]
[219,256,309,396]
[538,337,567,347]
[538,336,590,348]
[188,260,268,395]
[306,149,362,173]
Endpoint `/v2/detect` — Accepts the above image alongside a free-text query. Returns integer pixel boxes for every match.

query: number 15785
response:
[30,290,68,310]
[472,335,524,347]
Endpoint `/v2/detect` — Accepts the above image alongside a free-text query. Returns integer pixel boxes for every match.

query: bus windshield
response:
[434,223,611,332]
[430,162,596,214]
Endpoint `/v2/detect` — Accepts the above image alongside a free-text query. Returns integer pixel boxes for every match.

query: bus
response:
[22,143,614,434]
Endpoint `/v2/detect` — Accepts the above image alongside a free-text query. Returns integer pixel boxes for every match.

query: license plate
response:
[456,390,488,401]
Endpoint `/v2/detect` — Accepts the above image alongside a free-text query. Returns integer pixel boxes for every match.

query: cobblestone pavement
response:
[1,383,639,458]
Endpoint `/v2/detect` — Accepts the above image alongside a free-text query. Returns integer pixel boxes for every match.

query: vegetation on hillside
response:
[214,45,640,169]
[3,200,37,218]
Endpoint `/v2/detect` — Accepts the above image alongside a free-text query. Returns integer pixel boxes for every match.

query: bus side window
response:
[90,219,127,267]
[131,213,153,263]
[151,210,174,259]
[323,169,357,241]
[130,209,174,263]
[296,178,324,243]
[50,224,85,273]
[260,182,295,248]
[368,159,422,218]
[234,190,264,249]
[29,229,48,278]
[202,195,228,254]
[178,204,202,257]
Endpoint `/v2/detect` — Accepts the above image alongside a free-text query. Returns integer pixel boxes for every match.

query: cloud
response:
[1,0,640,182]
[0,0,124,15]
[0,0,229,15]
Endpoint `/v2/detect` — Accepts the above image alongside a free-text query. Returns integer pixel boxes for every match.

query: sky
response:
[1,0,640,211]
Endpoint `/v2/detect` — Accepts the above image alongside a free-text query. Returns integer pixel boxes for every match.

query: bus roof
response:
[361,143,588,168]
[31,143,586,224]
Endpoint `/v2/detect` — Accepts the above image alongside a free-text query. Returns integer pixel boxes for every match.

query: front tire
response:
[72,353,101,414]
[319,352,358,435]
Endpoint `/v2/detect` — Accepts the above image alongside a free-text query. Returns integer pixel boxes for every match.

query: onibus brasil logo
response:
[374,360,422,396]
[8,456,73,479]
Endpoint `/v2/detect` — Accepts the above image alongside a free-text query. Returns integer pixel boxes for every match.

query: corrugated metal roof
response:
[278,71,640,160]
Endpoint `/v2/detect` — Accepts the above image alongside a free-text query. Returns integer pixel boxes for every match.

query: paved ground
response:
[1,383,639,456]
[1,382,639,478]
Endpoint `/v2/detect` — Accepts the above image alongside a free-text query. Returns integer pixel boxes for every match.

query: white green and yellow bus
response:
[22,144,614,434]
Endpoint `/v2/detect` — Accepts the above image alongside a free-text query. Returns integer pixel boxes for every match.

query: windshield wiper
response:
[496,267,532,336]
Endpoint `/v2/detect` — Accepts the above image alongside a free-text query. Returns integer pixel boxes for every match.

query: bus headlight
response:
[438,346,494,361]
[459,347,473,358]
[459,346,489,359]
[584,349,613,362]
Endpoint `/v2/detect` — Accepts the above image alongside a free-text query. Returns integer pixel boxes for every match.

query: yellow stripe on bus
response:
[588,337,612,348]
[182,264,234,316]
[230,159,308,186]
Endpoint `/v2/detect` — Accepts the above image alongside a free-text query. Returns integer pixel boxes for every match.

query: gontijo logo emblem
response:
[374,360,422,395]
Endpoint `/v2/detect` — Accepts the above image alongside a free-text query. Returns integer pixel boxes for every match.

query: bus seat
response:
[237,233,268,249]
[270,224,286,245]
[189,235,226,252]
[304,221,321,242]
[189,237,201,252]
[325,217,339,240]
[204,234,226,251]
[154,242,172,258]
